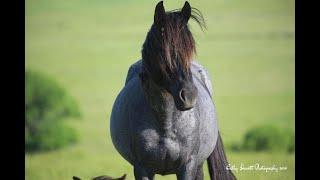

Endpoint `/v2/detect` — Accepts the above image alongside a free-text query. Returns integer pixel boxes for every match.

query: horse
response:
[110,1,236,180]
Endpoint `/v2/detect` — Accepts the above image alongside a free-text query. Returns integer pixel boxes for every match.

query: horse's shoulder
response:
[191,60,214,97]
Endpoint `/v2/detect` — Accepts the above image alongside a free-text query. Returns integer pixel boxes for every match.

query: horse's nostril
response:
[179,89,186,102]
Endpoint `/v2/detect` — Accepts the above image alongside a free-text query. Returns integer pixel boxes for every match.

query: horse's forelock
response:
[142,7,205,79]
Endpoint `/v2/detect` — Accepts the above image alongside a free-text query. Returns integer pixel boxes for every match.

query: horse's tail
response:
[207,132,236,180]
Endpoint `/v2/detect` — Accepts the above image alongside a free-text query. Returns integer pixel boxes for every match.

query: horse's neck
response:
[151,98,177,133]
[151,98,196,137]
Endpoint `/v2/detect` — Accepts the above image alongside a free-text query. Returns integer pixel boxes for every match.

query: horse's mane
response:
[142,7,206,79]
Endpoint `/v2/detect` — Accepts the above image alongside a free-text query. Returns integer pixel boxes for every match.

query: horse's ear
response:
[154,1,165,28]
[181,1,191,23]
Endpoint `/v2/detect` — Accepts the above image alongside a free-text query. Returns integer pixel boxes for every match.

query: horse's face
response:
[140,64,198,111]
[168,69,198,111]
[140,1,198,111]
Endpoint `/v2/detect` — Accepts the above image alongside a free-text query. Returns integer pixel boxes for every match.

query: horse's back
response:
[125,60,143,85]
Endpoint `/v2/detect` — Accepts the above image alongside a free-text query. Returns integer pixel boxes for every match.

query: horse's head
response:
[140,1,205,111]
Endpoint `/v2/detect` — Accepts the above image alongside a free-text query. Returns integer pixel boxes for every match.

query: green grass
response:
[26,0,294,179]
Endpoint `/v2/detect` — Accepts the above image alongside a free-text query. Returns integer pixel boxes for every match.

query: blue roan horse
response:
[110,1,236,180]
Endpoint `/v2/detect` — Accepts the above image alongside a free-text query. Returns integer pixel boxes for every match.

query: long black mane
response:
[141,7,206,82]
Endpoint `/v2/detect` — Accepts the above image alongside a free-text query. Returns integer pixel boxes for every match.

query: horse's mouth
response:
[175,102,195,111]
[179,106,193,111]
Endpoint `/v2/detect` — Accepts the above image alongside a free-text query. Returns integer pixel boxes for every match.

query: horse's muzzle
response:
[176,87,197,111]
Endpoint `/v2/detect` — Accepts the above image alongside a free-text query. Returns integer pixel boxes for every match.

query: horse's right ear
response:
[154,1,165,28]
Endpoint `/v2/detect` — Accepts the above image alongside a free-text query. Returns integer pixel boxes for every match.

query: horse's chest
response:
[139,129,181,161]
[136,119,198,172]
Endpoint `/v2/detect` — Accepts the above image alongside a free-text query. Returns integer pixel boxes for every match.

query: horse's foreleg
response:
[134,166,154,180]
[195,163,204,180]
[176,156,198,180]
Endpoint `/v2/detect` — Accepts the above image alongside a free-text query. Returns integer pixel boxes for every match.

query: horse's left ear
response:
[181,1,191,23]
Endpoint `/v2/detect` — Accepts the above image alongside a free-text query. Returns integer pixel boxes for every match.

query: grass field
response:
[26,0,294,179]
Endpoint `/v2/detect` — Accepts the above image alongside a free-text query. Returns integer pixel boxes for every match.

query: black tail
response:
[207,132,236,180]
